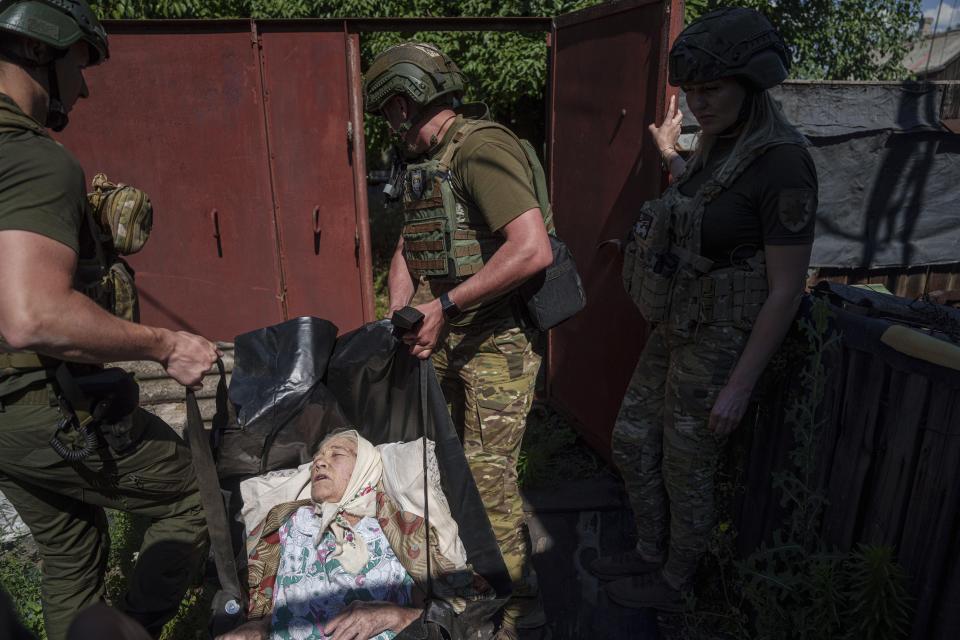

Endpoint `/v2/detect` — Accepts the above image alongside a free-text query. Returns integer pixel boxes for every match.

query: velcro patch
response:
[633,211,655,240]
[777,188,817,233]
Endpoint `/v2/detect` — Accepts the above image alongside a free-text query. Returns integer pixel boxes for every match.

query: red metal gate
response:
[53,7,682,451]
[57,21,374,341]
[547,0,683,455]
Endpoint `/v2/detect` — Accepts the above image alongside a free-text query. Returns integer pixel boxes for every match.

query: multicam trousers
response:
[612,322,749,587]
[431,315,541,624]
[0,393,208,640]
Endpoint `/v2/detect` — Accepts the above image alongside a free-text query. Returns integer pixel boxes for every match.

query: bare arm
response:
[403,208,553,360]
[709,243,812,434]
[446,207,552,311]
[0,229,218,387]
[387,235,416,315]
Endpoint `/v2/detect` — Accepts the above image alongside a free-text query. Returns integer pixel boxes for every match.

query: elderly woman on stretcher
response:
[218,429,493,640]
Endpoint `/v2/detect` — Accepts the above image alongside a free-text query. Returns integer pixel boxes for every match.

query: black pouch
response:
[52,366,141,458]
[79,368,141,453]
[518,235,586,331]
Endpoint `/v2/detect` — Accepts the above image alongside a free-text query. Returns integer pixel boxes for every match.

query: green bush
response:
[680,299,914,640]
[0,538,46,639]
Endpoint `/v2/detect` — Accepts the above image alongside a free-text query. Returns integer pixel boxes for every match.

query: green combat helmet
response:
[669,7,789,90]
[363,42,465,133]
[0,0,109,130]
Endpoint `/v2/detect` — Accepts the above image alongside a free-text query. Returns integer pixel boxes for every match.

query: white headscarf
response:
[314,429,382,574]
[239,432,468,570]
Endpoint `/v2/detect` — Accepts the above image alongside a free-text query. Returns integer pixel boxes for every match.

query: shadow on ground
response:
[522,475,661,640]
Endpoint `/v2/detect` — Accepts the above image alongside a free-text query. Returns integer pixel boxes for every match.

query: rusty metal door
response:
[57,21,373,341]
[547,0,683,455]
[256,25,374,331]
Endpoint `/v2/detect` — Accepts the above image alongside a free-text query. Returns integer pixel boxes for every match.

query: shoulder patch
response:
[777,188,816,233]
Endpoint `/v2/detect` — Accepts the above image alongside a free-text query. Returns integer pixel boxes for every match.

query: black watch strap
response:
[439,292,461,320]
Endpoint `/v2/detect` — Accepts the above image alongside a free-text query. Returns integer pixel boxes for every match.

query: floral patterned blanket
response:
[245,487,493,621]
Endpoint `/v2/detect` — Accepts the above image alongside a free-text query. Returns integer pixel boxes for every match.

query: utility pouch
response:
[519,235,586,331]
[694,252,768,329]
[88,173,153,256]
[623,200,674,323]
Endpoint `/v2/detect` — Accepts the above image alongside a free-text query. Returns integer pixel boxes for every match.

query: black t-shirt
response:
[679,137,818,267]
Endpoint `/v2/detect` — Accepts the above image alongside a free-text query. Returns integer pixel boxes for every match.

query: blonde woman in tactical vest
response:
[590,8,818,611]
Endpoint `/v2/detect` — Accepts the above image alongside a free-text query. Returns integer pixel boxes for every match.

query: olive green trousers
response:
[0,397,207,640]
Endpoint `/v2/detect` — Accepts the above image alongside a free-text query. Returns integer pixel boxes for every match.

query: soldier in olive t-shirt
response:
[0,94,90,399]
[0,11,217,635]
[366,43,554,637]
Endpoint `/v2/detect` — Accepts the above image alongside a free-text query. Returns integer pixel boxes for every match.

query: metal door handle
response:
[312,206,322,255]
[210,209,223,258]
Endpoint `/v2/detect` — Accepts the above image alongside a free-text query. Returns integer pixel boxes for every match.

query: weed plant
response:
[677,298,913,640]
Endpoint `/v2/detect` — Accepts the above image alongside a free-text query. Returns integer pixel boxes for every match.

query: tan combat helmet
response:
[363,42,465,133]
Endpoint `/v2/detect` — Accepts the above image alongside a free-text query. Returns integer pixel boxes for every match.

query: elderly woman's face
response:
[311,435,358,503]
[682,77,747,135]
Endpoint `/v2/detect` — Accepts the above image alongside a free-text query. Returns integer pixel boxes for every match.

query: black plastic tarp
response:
[680,82,960,269]
[215,316,510,634]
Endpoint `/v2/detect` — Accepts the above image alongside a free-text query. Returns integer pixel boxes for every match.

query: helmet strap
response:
[45,60,69,132]
[0,43,69,130]
[428,112,458,149]
[390,100,435,156]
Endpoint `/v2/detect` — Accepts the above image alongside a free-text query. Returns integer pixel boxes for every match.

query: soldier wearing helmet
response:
[589,7,818,610]
[0,2,218,637]
[364,42,554,639]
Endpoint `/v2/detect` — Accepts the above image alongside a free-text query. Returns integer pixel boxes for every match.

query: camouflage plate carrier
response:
[622,128,806,333]
[401,118,555,282]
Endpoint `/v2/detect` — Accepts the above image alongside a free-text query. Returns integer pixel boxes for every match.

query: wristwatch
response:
[439,292,462,321]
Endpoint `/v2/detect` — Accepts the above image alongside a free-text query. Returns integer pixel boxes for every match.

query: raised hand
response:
[648,94,684,164]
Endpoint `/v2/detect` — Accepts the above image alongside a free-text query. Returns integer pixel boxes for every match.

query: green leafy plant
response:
[684,0,922,81]
[0,539,46,639]
[680,298,913,640]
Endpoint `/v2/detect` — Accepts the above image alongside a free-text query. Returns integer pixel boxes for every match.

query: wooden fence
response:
[734,295,960,639]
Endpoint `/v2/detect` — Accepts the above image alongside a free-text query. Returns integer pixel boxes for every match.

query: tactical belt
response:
[0,383,54,409]
[0,351,46,371]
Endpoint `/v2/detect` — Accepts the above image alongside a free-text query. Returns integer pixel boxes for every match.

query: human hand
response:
[214,617,270,640]
[324,601,420,640]
[648,94,683,162]
[708,382,753,436]
[400,298,444,360]
[161,330,220,389]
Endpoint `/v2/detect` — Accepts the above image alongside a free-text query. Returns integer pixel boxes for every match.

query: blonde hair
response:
[687,89,804,178]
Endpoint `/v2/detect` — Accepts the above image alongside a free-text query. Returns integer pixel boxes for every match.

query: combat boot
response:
[587,548,663,581]
[604,571,685,612]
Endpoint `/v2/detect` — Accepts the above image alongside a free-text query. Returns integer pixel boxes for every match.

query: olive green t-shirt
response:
[0,94,87,252]
[425,116,541,327]
[0,93,88,396]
